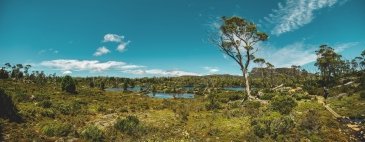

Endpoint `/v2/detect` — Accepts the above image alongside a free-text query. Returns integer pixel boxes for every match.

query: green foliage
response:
[173,103,190,123]
[259,92,277,100]
[251,112,294,139]
[292,93,311,100]
[315,45,344,86]
[270,95,297,115]
[41,121,72,137]
[0,89,22,122]
[61,75,76,93]
[55,101,82,115]
[38,100,52,108]
[299,109,321,133]
[114,115,144,136]
[205,94,221,111]
[12,92,29,103]
[360,91,365,99]
[81,125,104,142]
[40,109,56,118]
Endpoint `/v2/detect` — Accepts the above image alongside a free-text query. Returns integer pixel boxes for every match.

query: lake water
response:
[105,86,143,92]
[223,87,244,91]
[146,93,194,99]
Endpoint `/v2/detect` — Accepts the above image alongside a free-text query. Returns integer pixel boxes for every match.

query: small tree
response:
[61,75,76,93]
[270,95,297,115]
[315,45,343,86]
[213,16,268,100]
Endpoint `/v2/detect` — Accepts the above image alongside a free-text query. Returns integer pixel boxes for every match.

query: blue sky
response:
[0,0,364,77]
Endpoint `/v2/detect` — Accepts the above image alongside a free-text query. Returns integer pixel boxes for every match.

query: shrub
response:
[173,104,190,123]
[41,122,72,137]
[56,101,81,115]
[292,93,311,101]
[13,92,28,103]
[300,109,321,133]
[40,109,56,118]
[81,125,104,142]
[360,91,365,99]
[251,112,294,139]
[114,116,143,136]
[38,100,52,108]
[61,75,76,93]
[205,94,221,111]
[259,93,276,100]
[270,95,297,115]
[0,89,22,122]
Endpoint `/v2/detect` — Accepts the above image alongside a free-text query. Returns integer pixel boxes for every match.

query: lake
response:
[223,87,244,91]
[146,93,194,99]
[105,86,144,92]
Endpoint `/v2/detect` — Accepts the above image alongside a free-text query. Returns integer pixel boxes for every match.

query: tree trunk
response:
[242,69,253,103]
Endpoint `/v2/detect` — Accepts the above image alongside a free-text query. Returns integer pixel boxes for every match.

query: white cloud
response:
[116,41,131,52]
[256,41,358,68]
[102,33,131,52]
[41,59,126,72]
[203,67,219,73]
[123,69,200,76]
[62,70,72,75]
[265,0,339,35]
[93,46,110,56]
[334,42,359,52]
[103,34,124,43]
[40,59,199,77]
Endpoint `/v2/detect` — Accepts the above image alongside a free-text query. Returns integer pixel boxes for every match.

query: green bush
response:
[270,95,297,115]
[259,93,276,100]
[56,101,81,115]
[173,104,189,123]
[40,109,56,118]
[61,75,76,93]
[41,122,72,137]
[81,125,104,142]
[38,100,52,108]
[251,112,294,139]
[13,92,28,103]
[360,91,365,99]
[292,93,311,100]
[114,116,143,136]
[205,94,221,111]
[299,109,321,133]
[0,89,22,122]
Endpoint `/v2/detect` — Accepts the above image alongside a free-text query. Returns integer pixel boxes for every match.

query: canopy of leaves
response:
[61,75,76,93]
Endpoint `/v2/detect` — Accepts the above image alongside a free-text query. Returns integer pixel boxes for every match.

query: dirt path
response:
[316,96,365,141]
[316,96,341,118]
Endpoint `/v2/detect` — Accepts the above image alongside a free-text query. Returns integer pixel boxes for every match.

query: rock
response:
[347,124,361,131]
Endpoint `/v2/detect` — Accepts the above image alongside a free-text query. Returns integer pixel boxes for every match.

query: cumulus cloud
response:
[265,0,339,35]
[203,67,219,73]
[102,33,131,52]
[41,59,127,72]
[123,69,200,76]
[116,41,131,52]
[103,34,124,43]
[40,59,199,77]
[93,46,110,56]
